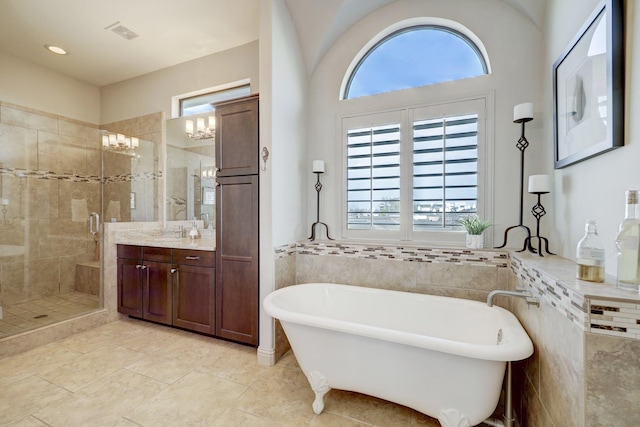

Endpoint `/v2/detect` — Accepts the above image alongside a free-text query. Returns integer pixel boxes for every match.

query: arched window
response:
[343,25,488,99]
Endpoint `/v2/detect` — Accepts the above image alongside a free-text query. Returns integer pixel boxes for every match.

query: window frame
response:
[340,94,493,246]
[342,24,489,100]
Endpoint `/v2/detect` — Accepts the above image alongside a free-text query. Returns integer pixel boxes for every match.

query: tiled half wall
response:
[510,253,640,427]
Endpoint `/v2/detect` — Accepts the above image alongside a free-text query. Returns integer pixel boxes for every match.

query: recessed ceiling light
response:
[44,44,68,55]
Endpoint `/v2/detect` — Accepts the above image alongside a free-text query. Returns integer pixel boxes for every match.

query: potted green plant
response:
[458,216,492,249]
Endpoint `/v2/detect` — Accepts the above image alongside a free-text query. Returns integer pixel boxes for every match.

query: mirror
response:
[165,114,216,228]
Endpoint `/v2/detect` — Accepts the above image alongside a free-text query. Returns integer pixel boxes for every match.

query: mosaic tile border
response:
[274,240,509,266]
[0,167,162,184]
[274,243,297,260]
[511,254,640,341]
[589,299,640,339]
[511,256,588,330]
[0,167,101,183]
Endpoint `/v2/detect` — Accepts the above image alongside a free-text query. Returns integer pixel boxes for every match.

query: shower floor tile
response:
[0,318,443,427]
[0,291,99,339]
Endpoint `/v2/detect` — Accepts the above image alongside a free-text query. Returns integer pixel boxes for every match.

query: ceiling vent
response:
[104,21,139,40]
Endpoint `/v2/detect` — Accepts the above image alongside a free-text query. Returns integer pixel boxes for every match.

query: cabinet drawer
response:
[117,244,142,260]
[173,249,215,267]
[143,246,172,263]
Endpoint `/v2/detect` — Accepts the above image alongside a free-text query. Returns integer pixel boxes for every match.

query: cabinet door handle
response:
[136,264,147,270]
[185,256,200,260]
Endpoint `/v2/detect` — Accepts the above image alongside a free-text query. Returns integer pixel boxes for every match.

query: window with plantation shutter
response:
[347,123,401,230]
[413,114,478,230]
[341,98,489,244]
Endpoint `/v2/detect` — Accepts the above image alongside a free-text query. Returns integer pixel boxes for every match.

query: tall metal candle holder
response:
[524,174,554,256]
[309,160,333,241]
[495,103,536,252]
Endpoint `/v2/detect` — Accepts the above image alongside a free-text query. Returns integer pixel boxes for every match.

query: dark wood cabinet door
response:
[117,257,143,317]
[216,174,259,345]
[172,264,215,335]
[215,95,259,177]
[143,261,173,325]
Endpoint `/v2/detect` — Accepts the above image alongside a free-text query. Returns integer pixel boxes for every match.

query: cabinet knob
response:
[171,268,178,274]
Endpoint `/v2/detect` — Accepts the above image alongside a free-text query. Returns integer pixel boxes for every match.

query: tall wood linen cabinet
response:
[214,94,260,346]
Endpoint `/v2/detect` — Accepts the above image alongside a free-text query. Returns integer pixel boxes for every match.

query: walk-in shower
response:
[0,103,159,340]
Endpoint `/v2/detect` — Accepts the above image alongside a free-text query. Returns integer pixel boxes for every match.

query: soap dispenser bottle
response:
[189,218,201,240]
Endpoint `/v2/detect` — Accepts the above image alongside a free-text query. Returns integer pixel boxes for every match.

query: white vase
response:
[466,234,483,249]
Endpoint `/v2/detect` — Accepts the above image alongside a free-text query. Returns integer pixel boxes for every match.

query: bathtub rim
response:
[264,282,534,362]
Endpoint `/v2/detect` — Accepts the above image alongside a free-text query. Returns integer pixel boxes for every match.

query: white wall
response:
[305,0,545,247]
[0,51,100,124]
[100,41,259,124]
[257,0,308,363]
[544,0,639,275]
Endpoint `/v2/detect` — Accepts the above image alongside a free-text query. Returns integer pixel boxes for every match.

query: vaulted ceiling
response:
[0,0,545,86]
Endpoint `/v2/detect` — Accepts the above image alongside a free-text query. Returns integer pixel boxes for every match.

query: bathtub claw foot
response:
[438,408,471,427]
[307,371,330,414]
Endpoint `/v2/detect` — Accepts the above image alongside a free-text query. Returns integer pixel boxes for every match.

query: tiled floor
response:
[0,318,440,427]
[0,292,100,339]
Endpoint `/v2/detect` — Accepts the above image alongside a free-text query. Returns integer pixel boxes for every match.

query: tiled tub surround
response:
[281,241,510,297]
[509,252,640,427]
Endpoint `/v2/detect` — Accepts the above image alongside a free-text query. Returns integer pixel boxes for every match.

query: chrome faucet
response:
[201,213,210,229]
[487,289,540,307]
[174,225,184,238]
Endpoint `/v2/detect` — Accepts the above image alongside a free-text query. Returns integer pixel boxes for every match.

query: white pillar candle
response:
[312,160,325,173]
[528,174,552,193]
[514,102,533,121]
[1,199,9,206]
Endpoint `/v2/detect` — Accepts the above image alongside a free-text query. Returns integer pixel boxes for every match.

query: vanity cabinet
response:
[117,245,172,325]
[141,247,173,325]
[117,245,143,318]
[172,249,216,335]
[117,245,215,334]
[215,94,260,346]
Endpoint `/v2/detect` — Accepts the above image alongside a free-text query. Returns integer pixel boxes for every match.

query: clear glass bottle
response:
[576,220,605,282]
[615,190,640,290]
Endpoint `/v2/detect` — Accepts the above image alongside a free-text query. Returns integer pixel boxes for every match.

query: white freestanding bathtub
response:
[263,283,533,427]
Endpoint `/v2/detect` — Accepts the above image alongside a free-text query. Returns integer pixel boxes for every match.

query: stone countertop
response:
[115,230,215,251]
[511,251,640,302]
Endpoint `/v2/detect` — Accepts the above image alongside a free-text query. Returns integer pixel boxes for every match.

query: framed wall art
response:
[553,0,624,169]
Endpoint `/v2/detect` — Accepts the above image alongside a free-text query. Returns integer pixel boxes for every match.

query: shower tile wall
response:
[0,101,101,306]
[101,113,163,223]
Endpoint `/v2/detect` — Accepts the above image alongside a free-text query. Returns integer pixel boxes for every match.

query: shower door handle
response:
[89,212,100,236]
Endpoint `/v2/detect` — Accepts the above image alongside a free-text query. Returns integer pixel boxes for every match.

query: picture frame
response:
[552,0,624,169]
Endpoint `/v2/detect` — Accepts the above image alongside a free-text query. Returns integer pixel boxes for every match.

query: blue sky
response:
[347,28,486,98]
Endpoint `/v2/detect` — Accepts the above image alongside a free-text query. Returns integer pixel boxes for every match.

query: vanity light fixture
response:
[186,116,215,140]
[101,132,139,156]
[44,44,68,55]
